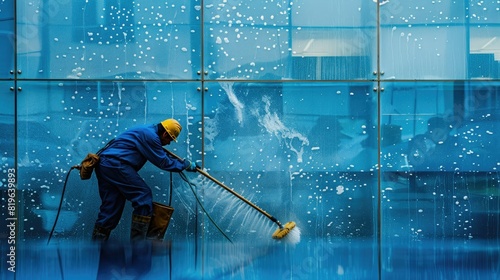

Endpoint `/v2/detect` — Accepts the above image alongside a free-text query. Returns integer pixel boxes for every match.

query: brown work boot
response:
[146,202,174,241]
[130,214,151,241]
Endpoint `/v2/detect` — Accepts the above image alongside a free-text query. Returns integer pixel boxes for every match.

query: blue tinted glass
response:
[381,81,500,242]
[204,81,378,239]
[0,83,15,220]
[16,1,201,79]
[381,81,500,172]
[205,0,376,80]
[0,84,15,280]
[469,1,500,24]
[16,81,201,240]
[469,0,500,80]
[0,0,14,78]
[380,1,468,79]
[4,1,500,279]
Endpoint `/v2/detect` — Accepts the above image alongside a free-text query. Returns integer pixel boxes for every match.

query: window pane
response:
[0,83,15,268]
[381,81,500,242]
[380,1,468,79]
[0,0,14,78]
[204,0,376,80]
[203,81,378,244]
[6,1,500,279]
[469,0,500,80]
[16,1,201,80]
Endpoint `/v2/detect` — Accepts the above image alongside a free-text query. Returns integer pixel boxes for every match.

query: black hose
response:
[47,165,78,245]
[48,150,232,245]
[47,139,114,245]
[178,171,233,244]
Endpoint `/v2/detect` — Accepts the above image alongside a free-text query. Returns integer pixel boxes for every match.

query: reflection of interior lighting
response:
[481,37,497,49]
[303,39,315,52]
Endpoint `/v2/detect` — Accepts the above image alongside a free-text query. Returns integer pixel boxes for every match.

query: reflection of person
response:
[92,119,197,241]
[426,117,451,144]
[408,117,452,167]
[97,241,153,280]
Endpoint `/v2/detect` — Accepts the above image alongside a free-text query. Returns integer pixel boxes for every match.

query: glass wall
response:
[1,0,500,279]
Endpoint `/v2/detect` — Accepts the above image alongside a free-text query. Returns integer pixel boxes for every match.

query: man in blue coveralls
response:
[92,119,197,241]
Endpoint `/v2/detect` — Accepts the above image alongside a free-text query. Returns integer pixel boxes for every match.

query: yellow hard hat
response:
[161,119,182,142]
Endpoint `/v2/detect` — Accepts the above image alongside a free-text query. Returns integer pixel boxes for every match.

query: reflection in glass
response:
[381,82,500,243]
[204,0,376,80]
[0,0,14,78]
[16,1,201,79]
[203,81,377,240]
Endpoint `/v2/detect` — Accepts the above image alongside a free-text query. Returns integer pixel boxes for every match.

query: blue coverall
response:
[94,124,186,231]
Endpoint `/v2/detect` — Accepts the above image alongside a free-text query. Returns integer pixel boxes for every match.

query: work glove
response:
[183,159,198,172]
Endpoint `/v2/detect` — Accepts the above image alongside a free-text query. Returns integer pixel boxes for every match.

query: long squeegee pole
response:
[164,148,282,227]
[196,167,278,222]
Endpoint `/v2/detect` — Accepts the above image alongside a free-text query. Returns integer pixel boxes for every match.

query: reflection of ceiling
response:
[470,27,500,61]
[293,28,500,62]
[470,36,500,61]
[292,29,369,57]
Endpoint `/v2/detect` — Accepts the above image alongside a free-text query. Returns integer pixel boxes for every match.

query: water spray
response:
[165,149,300,244]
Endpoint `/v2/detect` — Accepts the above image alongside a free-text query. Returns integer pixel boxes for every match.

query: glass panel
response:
[0,0,14,78]
[204,0,376,80]
[0,83,15,280]
[16,81,201,242]
[381,81,500,277]
[469,1,500,79]
[380,1,468,80]
[16,1,201,80]
[8,1,500,279]
[202,81,378,276]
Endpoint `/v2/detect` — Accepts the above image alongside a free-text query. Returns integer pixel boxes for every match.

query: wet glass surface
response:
[1,0,500,279]
[2,238,499,280]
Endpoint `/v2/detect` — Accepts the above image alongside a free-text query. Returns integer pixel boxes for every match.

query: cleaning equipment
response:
[164,149,300,244]
[47,165,79,244]
[178,171,233,244]
[48,160,228,244]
